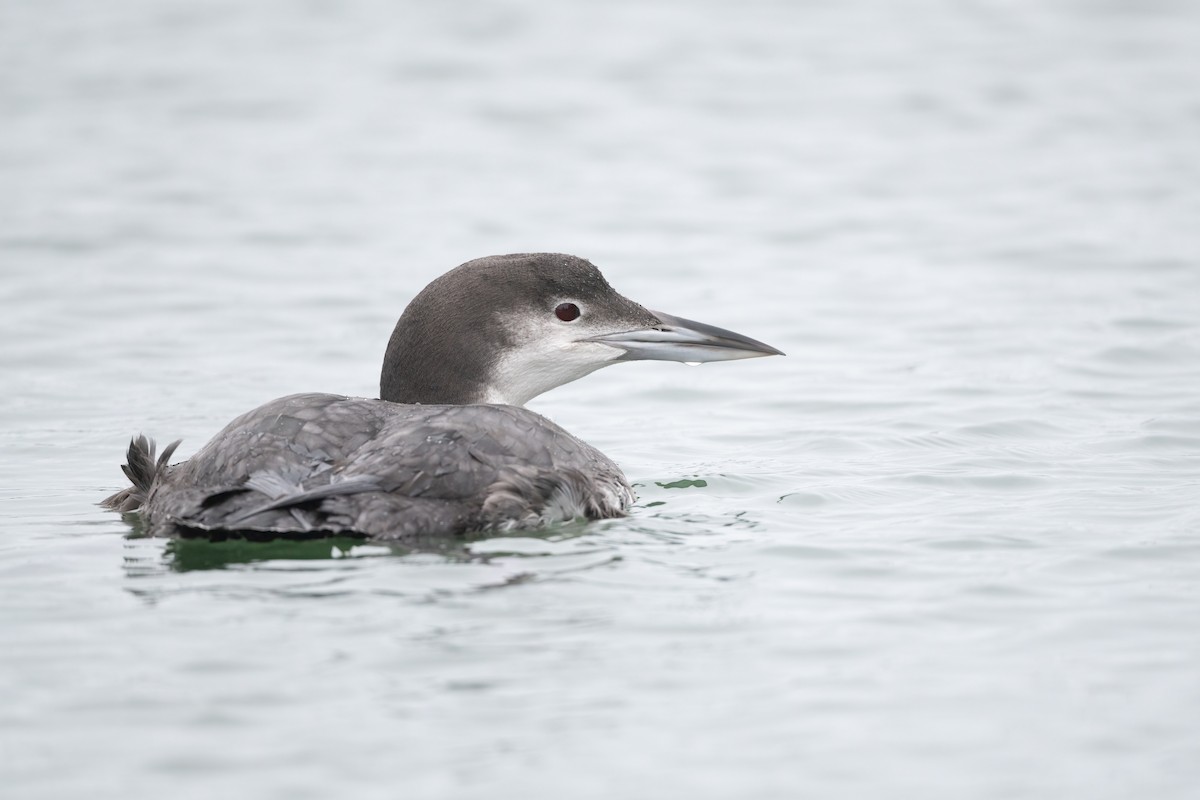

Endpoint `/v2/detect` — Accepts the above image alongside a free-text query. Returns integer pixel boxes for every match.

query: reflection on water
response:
[654,477,709,489]
[159,536,374,572]
[126,518,605,573]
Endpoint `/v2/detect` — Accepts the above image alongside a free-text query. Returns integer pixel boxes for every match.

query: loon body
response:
[104,253,782,540]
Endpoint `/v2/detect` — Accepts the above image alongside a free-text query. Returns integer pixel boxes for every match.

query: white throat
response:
[481,341,621,406]
[480,311,625,406]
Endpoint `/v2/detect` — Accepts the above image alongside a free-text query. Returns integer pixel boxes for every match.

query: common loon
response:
[103,253,782,540]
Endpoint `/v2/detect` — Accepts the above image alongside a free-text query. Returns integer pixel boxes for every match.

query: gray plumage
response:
[103,253,782,541]
[106,393,630,540]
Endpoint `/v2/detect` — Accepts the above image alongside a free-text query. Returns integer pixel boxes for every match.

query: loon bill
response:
[103,253,783,540]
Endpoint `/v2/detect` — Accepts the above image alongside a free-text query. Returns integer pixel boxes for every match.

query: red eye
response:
[555,302,581,322]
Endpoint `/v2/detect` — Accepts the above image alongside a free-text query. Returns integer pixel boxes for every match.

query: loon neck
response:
[380,317,498,405]
[379,266,513,405]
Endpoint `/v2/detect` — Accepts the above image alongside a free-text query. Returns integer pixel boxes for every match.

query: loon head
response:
[380,253,783,406]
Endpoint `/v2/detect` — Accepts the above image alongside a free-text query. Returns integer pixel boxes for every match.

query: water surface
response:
[3,1,1199,798]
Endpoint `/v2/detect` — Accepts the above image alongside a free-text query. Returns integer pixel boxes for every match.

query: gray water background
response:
[3,1,1199,797]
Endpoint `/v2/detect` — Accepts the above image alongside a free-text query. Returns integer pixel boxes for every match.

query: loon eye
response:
[555,302,581,322]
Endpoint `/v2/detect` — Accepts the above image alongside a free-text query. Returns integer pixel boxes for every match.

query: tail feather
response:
[101,435,181,512]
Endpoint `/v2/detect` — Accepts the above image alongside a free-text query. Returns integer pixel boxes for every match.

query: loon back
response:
[107,393,632,540]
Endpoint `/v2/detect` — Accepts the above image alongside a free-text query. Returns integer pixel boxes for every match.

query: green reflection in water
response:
[163,536,370,571]
[655,478,709,489]
[124,513,594,572]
